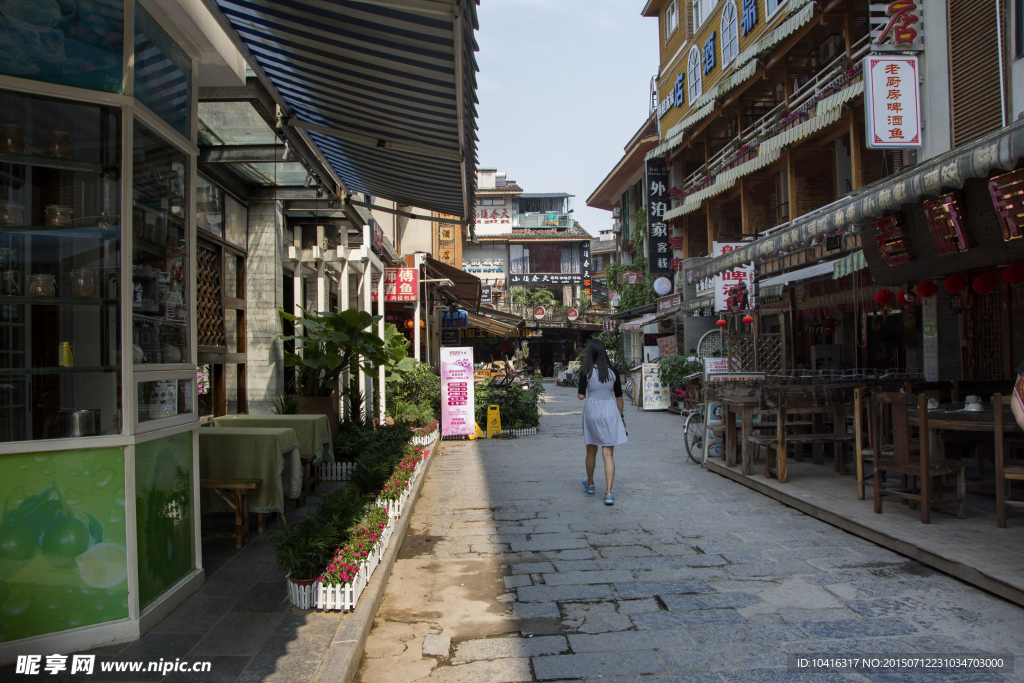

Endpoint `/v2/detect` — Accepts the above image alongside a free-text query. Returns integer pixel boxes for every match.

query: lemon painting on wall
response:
[0,448,128,642]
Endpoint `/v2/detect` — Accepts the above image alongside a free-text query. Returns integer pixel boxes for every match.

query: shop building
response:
[632,0,1024,377]
[0,0,479,659]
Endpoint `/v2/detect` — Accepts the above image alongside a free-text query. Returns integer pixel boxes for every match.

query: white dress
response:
[579,369,628,447]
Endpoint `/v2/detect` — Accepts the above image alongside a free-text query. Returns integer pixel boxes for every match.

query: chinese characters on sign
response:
[713,242,755,313]
[646,157,671,275]
[871,1,923,50]
[441,347,475,437]
[371,268,419,302]
[509,273,583,285]
[703,32,716,74]
[741,0,758,36]
[873,215,913,265]
[441,310,468,328]
[657,293,682,312]
[436,214,461,267]
[865,55,921,148]
[582,240,592,295]
[641,363,670,411]
[474,208,512,224]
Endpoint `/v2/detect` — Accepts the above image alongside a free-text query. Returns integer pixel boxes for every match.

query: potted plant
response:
[278,308,400,431]
[659,355,703,406]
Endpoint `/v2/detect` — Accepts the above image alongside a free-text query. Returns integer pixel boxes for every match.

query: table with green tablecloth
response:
[212,414,333,463]
[199,427,302,514]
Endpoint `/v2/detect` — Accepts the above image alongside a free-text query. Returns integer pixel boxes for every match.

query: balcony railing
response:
[677,33,872,202]
[512,212,571,228]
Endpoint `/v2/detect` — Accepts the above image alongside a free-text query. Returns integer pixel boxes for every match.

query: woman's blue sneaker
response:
[582,478,595,494]
[605,494,614,505]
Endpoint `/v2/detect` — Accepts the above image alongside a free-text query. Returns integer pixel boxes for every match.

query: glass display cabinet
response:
[0,92,122,442]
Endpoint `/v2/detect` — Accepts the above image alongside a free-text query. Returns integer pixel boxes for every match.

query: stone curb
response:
[311,437,441,683]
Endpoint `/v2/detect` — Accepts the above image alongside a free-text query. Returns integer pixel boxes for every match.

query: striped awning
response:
[664,175,737,220]
[209,0,479,222]
[734,0,817,68]
[833,251,867,279]
[686,118,1024,285]
[620,313,658,330]
[759,284,783,302]
[759,106,845,156]
[816,81,865,114]
[681,294,714,313]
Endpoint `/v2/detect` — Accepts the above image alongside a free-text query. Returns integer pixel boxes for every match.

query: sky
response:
[474,0,659,238]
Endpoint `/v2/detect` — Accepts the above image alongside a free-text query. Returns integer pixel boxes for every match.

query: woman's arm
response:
[577,371,587,400]
[616,396,625,417]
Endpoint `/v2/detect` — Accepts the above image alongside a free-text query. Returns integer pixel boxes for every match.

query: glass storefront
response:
[0,92,122,443]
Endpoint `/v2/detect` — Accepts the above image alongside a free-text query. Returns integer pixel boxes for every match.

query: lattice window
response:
[974,291,1004,380]
[989,169,1024,241]
[730,335,755,371]
[923,194,971,255]
[758,334,785,374]
[197,244,225,347]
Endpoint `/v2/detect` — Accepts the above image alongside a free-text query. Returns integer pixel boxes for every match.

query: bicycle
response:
[682,404,705,465]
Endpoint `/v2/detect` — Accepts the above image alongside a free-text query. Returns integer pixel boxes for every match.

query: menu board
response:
[642,363,670,411]
[441,347,475,436]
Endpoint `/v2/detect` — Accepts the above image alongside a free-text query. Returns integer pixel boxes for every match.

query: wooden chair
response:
[750,385,856,483]
[853,386,876,500]
[200,478,263,548]
[994,393,1024,527]
[873,393,965,523]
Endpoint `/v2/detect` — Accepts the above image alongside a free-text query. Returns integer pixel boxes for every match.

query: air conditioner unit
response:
[612,207,621,219]
[611,221,622,233]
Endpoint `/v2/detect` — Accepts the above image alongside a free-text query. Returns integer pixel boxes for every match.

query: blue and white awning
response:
[209,0,479,221]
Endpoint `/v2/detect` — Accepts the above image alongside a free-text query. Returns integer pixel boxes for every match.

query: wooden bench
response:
[748,385,856,483]
[200,478,262,548]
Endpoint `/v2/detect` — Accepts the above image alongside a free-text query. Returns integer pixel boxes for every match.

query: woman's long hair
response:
[583,338,612,383]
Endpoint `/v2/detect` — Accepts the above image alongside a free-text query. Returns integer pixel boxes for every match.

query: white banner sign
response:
[713,242,755,312]
[441,347,475,436]
[865,54,921,149]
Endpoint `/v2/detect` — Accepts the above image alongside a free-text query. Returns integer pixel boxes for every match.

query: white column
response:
[423,284,430,367]
[339,257,349,419]
[377,267,386,425]
[360,260,372,421]
[316,225,325,313]
[922,290,939,382]
[413,254,422,361]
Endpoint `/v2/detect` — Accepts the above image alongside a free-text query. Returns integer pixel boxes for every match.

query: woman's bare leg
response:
[585,444,598,485]
[602,446,615,494]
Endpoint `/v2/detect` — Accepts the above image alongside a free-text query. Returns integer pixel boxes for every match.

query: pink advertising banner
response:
[441,347,475,436]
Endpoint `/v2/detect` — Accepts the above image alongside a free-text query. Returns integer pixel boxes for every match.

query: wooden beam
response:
[740,177,750,236]
[706,201,714,250]
[849,108,862,190]
[787,150,799,222]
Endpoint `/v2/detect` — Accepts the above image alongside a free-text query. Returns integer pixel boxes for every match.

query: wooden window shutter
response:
[950,0,1005,147]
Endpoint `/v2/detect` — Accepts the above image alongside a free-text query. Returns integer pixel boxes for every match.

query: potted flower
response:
[659,354,704,407]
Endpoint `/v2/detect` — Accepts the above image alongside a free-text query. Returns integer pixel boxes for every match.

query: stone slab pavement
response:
[356,381,1024,682]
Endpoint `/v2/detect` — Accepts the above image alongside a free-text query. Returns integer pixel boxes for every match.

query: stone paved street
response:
[357,382,1024,682]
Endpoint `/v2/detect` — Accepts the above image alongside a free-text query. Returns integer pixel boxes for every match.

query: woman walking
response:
[577,338,627,505]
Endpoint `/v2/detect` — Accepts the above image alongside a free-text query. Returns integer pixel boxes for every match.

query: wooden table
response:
[910,403,1022,464]
[722,397,846,476]
[198,427,303,512]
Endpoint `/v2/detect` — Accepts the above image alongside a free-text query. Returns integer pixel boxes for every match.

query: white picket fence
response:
[502,427,537,436]
[292,446,428,612]
[411,428,439,446]
[318,461,357,482]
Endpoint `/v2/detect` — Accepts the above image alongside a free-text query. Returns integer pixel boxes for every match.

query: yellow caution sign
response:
[486,405,502,438]
[471,422,484,440]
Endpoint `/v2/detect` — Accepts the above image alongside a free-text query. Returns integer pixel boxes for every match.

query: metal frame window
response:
[721,1,739,65]
[666,0,680,38]
[692,0,718,30]
[766,0,785,19]
[687,46,703,102]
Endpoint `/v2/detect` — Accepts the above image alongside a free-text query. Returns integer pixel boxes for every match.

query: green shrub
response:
[351,423,414,494]
[386,361,441,420]
[265,485,364,581]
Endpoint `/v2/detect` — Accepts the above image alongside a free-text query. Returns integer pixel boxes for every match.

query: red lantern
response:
[1003,263,1024,285]
[404,319,415,330]
[943,274,968,294]
[716,319,727,328]
[742,315,754,324]
[972,273,999,295]
[874,288,895,305]
[915,281,939,298]
[896,290,917,306]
